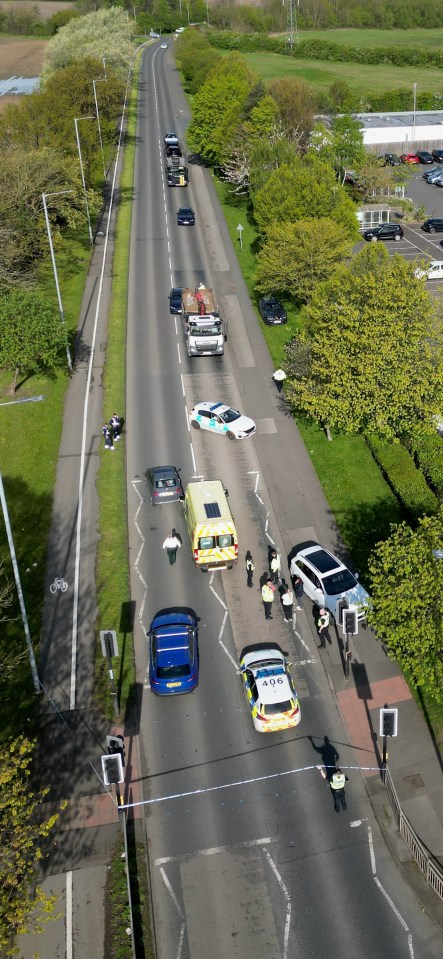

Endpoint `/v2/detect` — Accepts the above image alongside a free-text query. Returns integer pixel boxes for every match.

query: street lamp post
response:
[41,190,73,372]
[74,117,95,245]
[413,82,417,144]
[92,78,107,178]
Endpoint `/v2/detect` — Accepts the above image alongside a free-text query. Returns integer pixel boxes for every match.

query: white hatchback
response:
[190,402,256,440]
[290,542,369,621]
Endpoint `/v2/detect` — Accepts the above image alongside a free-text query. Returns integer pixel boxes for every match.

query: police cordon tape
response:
[112,763,381,810]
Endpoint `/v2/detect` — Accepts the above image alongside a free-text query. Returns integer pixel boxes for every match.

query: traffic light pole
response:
[382,734,388,783]
[344,631,350,680]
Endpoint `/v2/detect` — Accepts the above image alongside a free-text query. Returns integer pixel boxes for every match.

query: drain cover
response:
[403,774,424,788]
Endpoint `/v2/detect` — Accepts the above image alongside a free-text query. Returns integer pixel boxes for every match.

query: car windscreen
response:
[219,409,239,424]
[189,324,221,336]
[323,568,357,594]
[157,663,191,679]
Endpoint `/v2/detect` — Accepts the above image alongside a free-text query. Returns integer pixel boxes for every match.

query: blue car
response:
[148,611,199,695]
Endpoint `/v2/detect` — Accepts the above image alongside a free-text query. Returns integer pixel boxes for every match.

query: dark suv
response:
[416,150,434,164]
[422,218,443,234]
[384,153,401,166]
[363,223,404,242]
[432,149,443,162]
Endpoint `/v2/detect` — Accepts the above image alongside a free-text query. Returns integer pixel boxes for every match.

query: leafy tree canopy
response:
[186,53,257,164]
[368,510,443,701]
[0,290,68,393]
[284,245,443,439]
[249,139,300,197]
[255,217,353,302]
[42,7,134,79]
[268,75,315,144]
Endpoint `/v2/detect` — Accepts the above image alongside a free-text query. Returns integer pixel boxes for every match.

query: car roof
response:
[256,670,293,705]
[209,402,230,414]
[296,544,342,573]
[241,647,285,670]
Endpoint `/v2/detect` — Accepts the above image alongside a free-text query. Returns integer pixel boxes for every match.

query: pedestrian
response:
[281,583,294,622]
[110,413,122,441]
[162,529,181,565]
[261,579,275,620]
[293,575,304,610]
[329,767,348,813]
[269,549,281,585]
[102,423,114,450]
[317,607,332,647]
[245,551,255,588]
[272,369,286,393]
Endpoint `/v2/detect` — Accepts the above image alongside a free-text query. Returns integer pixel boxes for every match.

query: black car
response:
[177,207,195,226]
[169,287,182,314]
[416,150,434,164]
[363,223,404,242]
[144,466,184,505]
[422,218,443,234]
[258,296,287,325]
[432,149,443,162]
[384,153,401,166]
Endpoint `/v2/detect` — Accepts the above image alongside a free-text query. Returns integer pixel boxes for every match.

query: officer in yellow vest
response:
[330,767,347,812]
[261,579,275,620]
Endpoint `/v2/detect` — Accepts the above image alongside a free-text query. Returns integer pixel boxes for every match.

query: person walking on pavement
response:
[163,529,181,565]
[102,423,114,450]
[245,551,255,588]
[293,575,304,610]
[262,579,275,619]
[272,369,286,393]
[270,549,281,585]
[317,607,331,647]
[329,768,348,813]
[281,582,294,622]
[110,413,122,441]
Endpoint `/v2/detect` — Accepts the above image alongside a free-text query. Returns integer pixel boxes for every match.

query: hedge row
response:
[403,432,443,500]
[208,30,443,69]
[365,434,439,522]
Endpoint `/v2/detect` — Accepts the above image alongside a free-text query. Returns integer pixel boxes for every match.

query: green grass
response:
[291,27,443,49]
[242,50,443,96]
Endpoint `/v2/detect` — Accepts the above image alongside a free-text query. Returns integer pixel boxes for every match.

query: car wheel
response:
[227,431,236,441]
[394,234,401,241]
[370,236,378,242]
[191,420,200,429]
[430,227,436,233]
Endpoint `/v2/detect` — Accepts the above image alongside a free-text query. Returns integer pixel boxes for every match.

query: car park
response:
[289,541,369,621]
[432,149,443,162]
[258,296,287,325]
[169,287,182,313]
[416,150,434,164]
[384,153,401,166]
[177,207,195,225]
[189,401,256,439]
[422,218,443,233]
[239,644,301,733]
[399,153,420,164]
[144,466,184,504]
[362,223,403,242]
[147,611,199,695]
[415,260,443,280]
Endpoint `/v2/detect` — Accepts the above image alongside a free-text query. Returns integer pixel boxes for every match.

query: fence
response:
[385,766,443,901]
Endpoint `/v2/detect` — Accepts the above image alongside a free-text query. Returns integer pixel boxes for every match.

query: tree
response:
[284,245,443,439]
[306,121,335,166]
[252,156,358,238]
[268,76,315,145]
[249,139,300,197]
[367,511,443,701]
[354,153,392,198]
[0,736,63,952]
[221,96,282,194]
[186,54,256,165]
[255,218,353,302]
[41,7,134,79]
[0,291,68,394]
[332,114,365,180]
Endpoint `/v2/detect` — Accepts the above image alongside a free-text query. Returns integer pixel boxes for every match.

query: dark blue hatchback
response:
[148,611,199,695]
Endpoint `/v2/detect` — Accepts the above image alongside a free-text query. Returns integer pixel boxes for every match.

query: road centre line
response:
[367,826,414,957]
[66,870,73,959]
[155,836,275,865]
[264,849,291,959]
[160,867,184,919]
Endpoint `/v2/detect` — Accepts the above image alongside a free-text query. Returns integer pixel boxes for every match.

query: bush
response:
[365,434,439,521]
[403,432,443,499]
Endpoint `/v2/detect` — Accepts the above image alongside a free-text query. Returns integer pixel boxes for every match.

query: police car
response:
[189,402,256,440]
[240,644,301,733]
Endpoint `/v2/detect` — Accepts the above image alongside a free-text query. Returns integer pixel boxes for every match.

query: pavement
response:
[16,115,443,959]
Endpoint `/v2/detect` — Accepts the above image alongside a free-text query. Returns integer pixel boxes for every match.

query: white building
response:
[354,110,443,153]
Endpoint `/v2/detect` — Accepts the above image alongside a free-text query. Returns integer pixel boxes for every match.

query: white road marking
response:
[368,824,376,874]
[184,404,190,432]
[180,372,185,396]
[155,837,275,865]
[66,870,73,959]
[264,850,291,959]
[368,826,415,956]
[176,923,186,959]
[160,867,184,919]
[190,442,197,475]
[209,583,227,611]
[176,341,181,364]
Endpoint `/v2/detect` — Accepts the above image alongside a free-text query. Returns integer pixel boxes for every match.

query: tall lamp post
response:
[413,82,417,145]
[74,116,95,245]
[93,78,107,178]
[41,190,73,372]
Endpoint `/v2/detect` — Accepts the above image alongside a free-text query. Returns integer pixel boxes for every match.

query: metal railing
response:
[385,766,443,901]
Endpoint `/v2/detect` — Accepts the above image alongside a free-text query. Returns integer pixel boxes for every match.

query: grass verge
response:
[104,836,153,959]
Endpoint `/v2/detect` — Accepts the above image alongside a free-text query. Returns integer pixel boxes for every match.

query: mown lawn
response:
[242,50,443,96]
[288,27,443,48]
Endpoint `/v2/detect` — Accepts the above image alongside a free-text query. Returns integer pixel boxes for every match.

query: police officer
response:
[245,551,255,588]
[261,579,275,619]
[330,768,347,812]
[317,607,331,647]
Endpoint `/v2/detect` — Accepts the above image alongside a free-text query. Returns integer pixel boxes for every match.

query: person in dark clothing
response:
[293,575,304,610]
[245,551,255,588]
[317,607,332,647]
[102,423,114,450]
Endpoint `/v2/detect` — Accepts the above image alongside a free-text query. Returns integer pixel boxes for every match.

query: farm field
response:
[0,0,72,18]
[0,36,46,77]
[242,49,443,96]
[285,27,443,48]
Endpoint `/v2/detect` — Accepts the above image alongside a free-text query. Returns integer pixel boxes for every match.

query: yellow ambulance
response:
[183,480,238,570]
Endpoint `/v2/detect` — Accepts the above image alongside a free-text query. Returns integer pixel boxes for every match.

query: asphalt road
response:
[125,45,443,959]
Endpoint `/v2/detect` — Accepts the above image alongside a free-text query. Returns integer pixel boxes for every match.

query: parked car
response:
[415,150,434,164]
[384,153,401,166]
[432,149,443,162]
[423,169,443,183]
[147,611,199,695]
[422,218,443,234]
[258,296,287,325]
[289,541,370,622]
[362,223,404,242]
[177,207,195,226]
[423,166,442,179]
[144,466,184,504]
[239,644,301,733]
[189,401,256,440]
[169,287,182,313]
[399,153,420,164]
[414,260,443,281]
